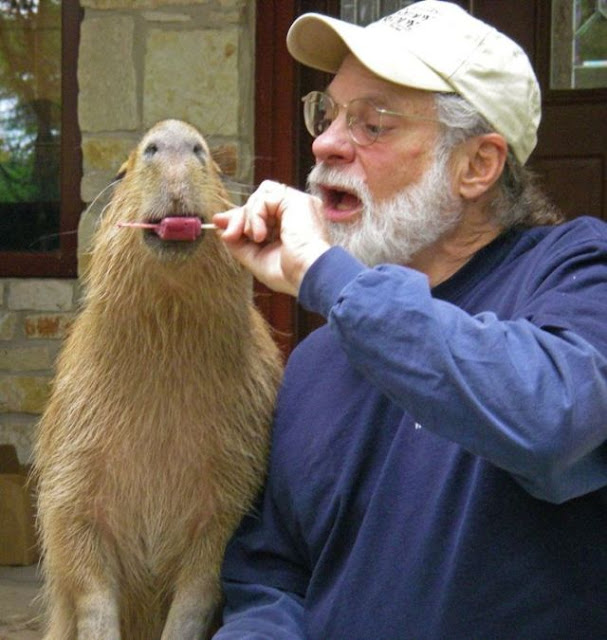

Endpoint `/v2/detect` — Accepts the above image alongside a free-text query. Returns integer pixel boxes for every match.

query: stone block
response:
[82,0,209,8]
[0,417,37,465]
[78,16,138,132]
[81,170,121,206]
[81,135,137,208]
[8,281,75,313]
[0,313,17,341]
[0,376,52,415]
[219,0,247,7]
[143,10,193,22]
[144,28,239,135]
[82,136,136,174]
[0,347,52,372]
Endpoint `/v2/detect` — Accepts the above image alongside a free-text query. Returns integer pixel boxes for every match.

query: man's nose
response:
[311,114,356,165]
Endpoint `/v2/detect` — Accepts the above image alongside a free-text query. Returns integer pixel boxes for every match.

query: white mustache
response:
[307,164,368,200]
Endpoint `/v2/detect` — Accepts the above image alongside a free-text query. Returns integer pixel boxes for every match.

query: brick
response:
[24,314,74,340]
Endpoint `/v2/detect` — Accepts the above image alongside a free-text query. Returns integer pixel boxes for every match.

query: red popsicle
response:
[117,217,216,241]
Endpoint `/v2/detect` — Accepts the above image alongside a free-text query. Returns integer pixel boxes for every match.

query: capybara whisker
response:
[83,177,123,219]
[34,119,282,640]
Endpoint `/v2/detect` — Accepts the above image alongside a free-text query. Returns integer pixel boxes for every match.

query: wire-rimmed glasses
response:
[302,90,439,147]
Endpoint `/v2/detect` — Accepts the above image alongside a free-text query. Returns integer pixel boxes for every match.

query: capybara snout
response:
[103,120,232,262]
[35,120,282,639]
[133,120,220,224]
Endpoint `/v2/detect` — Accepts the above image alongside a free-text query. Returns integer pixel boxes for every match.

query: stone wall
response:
[0,280,79,463]
[0,0,255,464]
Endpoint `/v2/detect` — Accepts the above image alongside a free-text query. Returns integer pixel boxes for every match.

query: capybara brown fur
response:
[34,119,282,639]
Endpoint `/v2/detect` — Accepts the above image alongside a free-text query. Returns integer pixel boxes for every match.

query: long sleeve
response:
[217,465,310,639]
[213,582,305,639]
[218,220,607,640]
[298,225,607,503]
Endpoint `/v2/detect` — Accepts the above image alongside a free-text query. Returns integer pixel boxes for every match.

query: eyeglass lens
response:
[303,92,387,146]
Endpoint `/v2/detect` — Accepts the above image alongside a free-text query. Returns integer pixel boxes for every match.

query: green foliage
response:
[0,0,61,204]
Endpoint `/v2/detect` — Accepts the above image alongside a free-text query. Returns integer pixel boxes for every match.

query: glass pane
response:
[551,0,607,89]
[341,0,418,26]
[0,0,61,252]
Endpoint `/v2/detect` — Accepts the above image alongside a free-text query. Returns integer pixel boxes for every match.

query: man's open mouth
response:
[320,186,363,220]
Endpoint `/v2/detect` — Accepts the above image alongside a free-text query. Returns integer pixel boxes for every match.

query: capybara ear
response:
[115,151,138,181]
[209,145,237,177]
[115,161,129,181]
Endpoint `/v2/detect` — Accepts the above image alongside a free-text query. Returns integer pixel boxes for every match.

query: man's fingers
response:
[214,207,246,242]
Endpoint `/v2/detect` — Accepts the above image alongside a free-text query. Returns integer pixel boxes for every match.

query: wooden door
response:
[470,1,607,222]
[255,0,607,356]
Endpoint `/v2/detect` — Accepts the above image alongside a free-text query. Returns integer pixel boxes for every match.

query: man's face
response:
[309,55,442,217]
[307,55,463,266]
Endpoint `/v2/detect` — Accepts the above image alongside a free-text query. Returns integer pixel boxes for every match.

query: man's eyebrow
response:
[324,88,394,106]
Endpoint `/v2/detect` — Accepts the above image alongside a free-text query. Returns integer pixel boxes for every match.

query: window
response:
[340,0,418,25]
[551,0,607,89]
[0,0,82,277]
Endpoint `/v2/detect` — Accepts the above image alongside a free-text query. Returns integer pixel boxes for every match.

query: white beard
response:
[307,150,463,267]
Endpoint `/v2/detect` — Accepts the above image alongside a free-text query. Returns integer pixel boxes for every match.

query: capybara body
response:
[34,120,282,639]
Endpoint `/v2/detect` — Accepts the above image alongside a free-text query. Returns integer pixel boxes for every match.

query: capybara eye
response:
[144,142,159,156]
[193,143,207,161]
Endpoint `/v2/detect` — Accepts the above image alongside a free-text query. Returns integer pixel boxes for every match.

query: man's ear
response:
[453,133,508,201]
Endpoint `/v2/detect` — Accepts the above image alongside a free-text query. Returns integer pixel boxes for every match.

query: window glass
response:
[551,0,607,89]
[0,0,61,252]
[340,0,418,26]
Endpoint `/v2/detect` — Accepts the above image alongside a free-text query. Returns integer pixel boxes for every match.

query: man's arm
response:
[213,581,305,639]
[299,245,607,504]
[213,465,310,639]
[214,187,607,503]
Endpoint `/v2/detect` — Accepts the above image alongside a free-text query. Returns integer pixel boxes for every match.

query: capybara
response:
[34,119,282,639]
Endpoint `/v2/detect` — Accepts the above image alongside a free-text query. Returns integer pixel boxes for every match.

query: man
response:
[212,2,607,638]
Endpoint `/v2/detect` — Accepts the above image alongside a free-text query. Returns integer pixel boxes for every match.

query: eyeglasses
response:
[302,90,439,147]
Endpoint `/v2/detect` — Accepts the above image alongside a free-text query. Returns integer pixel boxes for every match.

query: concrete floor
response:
[0,565,43,640]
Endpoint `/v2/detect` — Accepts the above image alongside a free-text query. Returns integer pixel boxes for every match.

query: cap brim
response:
[286,13,453,93]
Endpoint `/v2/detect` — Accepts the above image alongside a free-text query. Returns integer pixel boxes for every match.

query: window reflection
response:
[340,0,418,26]
[551,0,607,89]
[0,0,61,252]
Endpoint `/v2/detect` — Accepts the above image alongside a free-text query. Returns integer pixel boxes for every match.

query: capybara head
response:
[82,120,247,313]
[99,119,232,264]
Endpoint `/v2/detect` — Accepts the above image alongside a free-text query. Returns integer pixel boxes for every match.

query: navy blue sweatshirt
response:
[216,217,607,639]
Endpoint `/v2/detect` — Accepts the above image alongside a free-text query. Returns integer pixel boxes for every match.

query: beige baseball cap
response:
[286,0,541,163]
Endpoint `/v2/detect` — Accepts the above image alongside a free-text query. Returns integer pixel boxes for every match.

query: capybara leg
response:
[75,591,121,640]
[41,513,121,640]
[160,574,219,640]
[43,588,77,640]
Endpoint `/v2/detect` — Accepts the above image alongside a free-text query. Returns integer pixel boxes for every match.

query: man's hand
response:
[214,180,331,296]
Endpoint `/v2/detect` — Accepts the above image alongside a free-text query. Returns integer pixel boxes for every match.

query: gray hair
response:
[434,93,563,228]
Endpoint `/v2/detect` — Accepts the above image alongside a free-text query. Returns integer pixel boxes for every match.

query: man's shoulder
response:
[529,215,607,248]
[506,216,607,270]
